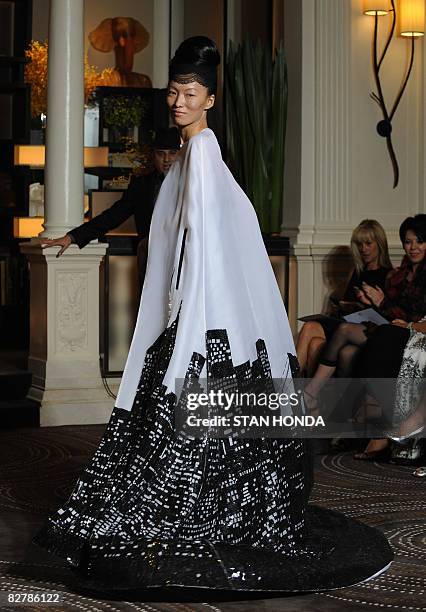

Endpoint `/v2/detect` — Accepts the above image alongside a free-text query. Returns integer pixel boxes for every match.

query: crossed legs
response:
[296,322,326,377]
[304,323,368,412]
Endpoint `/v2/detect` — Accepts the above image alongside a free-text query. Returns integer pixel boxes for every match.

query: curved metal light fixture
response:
[364,0,424,188]
[400,0,425,36]
[363,0,390,16]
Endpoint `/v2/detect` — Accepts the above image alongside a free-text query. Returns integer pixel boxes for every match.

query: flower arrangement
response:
[84,56,114,106]
[24,40,114,118]
[24,41,47,118]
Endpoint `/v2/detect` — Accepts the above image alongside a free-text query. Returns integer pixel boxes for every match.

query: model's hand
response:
[361,283,384,307]
[40,234,72,257]
[391,319,408,328]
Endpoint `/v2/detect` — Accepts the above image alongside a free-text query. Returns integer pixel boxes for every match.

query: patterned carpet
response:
[0,425,424,611]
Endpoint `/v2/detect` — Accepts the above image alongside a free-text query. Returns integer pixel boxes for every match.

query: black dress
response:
[347,259,426,423]
[343,267,390,302]
[320,267,390,340]
[354,258,426,381]
[353,324,410,419]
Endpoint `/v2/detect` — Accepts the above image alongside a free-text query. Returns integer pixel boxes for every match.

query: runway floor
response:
[0,425,424,611]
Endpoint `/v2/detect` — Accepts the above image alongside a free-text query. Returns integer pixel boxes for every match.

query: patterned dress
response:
[394,319,426,427]
[34,129,392,592]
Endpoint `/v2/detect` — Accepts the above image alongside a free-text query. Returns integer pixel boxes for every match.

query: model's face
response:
[153,148,179,175]
[403,230,426,265]
[167,80,215,129]
[356,237,379,267]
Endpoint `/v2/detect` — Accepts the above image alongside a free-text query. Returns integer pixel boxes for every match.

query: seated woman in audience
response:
[296,219,392,376]
[351,215,426,459]
[352,319,426,460]
[303,215,426,433]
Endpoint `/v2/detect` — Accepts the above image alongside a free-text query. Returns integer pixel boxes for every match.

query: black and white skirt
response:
[34,314,393,593]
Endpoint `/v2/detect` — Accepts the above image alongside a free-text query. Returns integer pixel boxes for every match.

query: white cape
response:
[116,128,296,410]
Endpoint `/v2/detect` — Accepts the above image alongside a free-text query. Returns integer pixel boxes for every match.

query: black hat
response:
[153,127,181,150]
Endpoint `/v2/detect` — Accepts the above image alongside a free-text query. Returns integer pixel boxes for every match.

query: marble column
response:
[21,0,111,426]
[41,0,85,238]
[285,0,353,323]
[152,0,170,88]
[170,0,185,55]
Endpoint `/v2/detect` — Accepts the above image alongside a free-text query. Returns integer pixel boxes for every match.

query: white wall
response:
[284,0,425,321]
[84,0,154,78]
[350,0,424,235]
[32,0,155,81]
[32,0,50,41]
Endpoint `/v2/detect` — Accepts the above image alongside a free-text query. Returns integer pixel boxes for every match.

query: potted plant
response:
[226,40,288,235]
[102,95,149,143]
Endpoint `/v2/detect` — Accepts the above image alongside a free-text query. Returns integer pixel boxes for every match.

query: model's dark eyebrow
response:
[182,86,198,93]
[170,81,200,92]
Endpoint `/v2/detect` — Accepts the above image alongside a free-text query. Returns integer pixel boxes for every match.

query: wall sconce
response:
[363,0,424,188]
[363,0,390,15]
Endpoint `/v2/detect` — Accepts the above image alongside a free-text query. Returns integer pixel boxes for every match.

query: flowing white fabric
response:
[116,128,295,411]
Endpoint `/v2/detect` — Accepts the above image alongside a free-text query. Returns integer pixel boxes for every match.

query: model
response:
[35,36,392,593]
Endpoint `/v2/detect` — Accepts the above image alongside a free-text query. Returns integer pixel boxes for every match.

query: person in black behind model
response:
[41,127,181,281]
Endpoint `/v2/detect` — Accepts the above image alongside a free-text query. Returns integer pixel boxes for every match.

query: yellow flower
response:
[25,40,48,118]
[25,40,114,117]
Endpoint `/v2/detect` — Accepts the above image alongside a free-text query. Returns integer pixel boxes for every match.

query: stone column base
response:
[20,241,112,426]
[32,385,120,427]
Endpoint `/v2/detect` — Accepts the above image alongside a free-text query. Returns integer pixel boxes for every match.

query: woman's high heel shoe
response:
[387,409,425,443]
[387,425,425,444]
[353,439,390,462]
[388,425,425,443]
[413,466,426,477]
[353,447,391,462]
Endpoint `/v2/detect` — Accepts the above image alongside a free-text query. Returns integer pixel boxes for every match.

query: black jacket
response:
[69,170,163,248]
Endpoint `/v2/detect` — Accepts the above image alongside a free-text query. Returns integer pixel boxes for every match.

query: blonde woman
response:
[296,219,392,376]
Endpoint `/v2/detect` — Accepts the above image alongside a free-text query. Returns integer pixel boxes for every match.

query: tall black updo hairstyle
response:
[169,36,220,96]
[399,214,426,244]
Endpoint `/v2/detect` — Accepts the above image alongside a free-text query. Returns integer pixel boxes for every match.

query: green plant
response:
[226,40,288,234]
[103,95,148,129]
